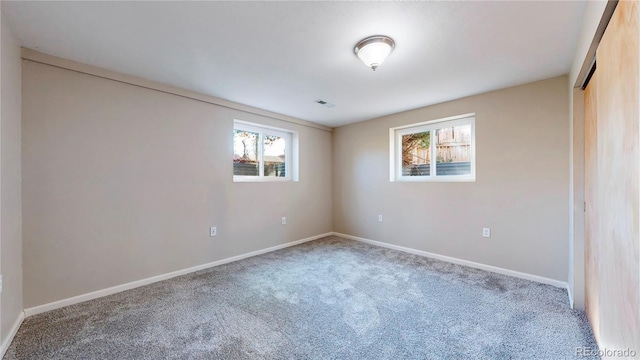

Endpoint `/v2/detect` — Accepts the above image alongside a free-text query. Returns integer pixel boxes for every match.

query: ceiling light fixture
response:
[354,35,395,71]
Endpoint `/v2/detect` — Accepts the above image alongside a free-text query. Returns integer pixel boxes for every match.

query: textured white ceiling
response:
[2,1,585,127]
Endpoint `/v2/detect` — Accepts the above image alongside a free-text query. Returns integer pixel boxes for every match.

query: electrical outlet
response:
[210,227,217,237]
[282,217,286,225]
[482,228,491,238]
[378,215,383,222]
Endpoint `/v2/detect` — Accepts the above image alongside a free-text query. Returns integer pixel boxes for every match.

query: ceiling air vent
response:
[315,99,335,108]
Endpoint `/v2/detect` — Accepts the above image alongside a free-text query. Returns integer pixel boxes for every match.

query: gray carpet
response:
[5,236,598,359]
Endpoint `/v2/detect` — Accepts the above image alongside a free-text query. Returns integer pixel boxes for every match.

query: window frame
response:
[233,120,298,182]
[389,113,476,182]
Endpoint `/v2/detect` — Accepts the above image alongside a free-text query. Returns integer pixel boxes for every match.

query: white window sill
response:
[233,176,293,183]
[392,176,476,183]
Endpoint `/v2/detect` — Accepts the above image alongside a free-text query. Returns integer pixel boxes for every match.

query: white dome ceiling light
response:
[354,35,395,71]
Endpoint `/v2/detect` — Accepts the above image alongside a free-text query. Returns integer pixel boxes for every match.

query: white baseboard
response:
[23,231,570,318]
[332,232,568,289]
[24,232,333,317]
[1,311,25,358]
[567,284,575,309]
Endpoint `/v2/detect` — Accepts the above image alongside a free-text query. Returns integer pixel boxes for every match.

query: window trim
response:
[233,120,299,182]
[389,113,476,182]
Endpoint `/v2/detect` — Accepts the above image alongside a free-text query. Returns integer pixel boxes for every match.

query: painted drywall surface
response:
[567,83,576,309]
[1,12,23,345]
[22,61,333,308]
[569,0,608,87]
[567,0,607,311]
[333,76,570,281]
[571,87,586,310]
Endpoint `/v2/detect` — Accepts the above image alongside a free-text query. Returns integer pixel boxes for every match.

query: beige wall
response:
[22,60,333,308]
[333,76,570,282]
[1,11,23,346]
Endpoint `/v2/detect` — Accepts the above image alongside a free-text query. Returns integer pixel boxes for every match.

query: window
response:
[390,114,475,182]
[233,120,298,182]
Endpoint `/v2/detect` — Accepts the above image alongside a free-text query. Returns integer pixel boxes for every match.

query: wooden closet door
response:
[584,75,599,342]
[595,0,640,353]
